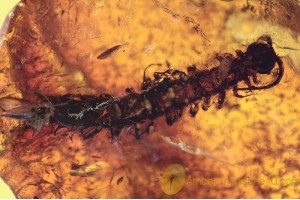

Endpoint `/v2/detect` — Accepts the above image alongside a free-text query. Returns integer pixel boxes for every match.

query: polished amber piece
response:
[0,0,300,198]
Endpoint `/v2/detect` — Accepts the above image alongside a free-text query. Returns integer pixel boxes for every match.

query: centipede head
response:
[238,35,284,91]
[244,35,277,74]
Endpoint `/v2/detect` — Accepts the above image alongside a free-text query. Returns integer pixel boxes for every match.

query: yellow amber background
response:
[0,0,300,198]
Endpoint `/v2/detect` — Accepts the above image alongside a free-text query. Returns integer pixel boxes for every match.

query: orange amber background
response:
[0,0,300,198]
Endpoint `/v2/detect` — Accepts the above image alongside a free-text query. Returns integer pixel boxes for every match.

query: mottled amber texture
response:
[0,0,300,198]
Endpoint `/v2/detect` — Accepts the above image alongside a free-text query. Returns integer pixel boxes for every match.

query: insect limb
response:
[216,53,224,62]
[202,96,211,111]
[244,75,254,90]
[235,50,244,57]
[248,70,259,84]
[146,121,155,134]
[154,71,167,80]
[216,53,234,62]
[237,56,284,91]
[110,127,122,142]
[272,41,300,51]
[233,85,252,98]
[126,121,154,139]
[53,124,66,135]
[187,65,198,76]
[82,126,103,140]
[141,77,153,91]
[165,60,171,69]
[217,90,226,109]
[125,87,134,94]
[232,73,255,96]
[134,124,142,140]
[142,63,187,90]
[157,68,187,80]
[165,107,183,126]
[241,0,256,13]
[170,70,188,80]
[134,121,155,139]
[141,63,163,90]
[189,103,199,117]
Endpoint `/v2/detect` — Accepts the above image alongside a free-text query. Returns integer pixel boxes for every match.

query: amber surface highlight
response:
[0,0,300,198]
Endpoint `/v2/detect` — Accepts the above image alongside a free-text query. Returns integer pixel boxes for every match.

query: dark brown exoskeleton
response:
[97,35,283,139]
[0,36,284,140]
[201,34,284,109]
[139,35,283,112]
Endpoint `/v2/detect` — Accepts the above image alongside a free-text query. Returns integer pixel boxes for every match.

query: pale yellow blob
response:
[160,163,187,195]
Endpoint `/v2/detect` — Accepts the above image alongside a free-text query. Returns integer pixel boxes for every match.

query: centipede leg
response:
[53,124,64,135]
[245,69,259,84]
[236,56,284,91]
[202,96,211,111]
[217,90,226,109]
[141,63,162,90]
[141,77,153,90]
[154,71,168,81]
[216,53,228,62]
[189,103,199,117]
[110,127,121,142]
[170,70,187,79]
[125,87,135,95]
[216,53,234,61]
[244,76,254,89]
[251,73,258,84]
[146,121,155,134]
[216,53,223,61]
[165,107,183,125]
[82,126,103,140]
[134,123,142,140]
[233,85,252,98]
[235,50,244,57]
[187,65,198,76]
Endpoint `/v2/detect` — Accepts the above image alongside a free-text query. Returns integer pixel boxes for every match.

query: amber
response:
[0,0,300,198]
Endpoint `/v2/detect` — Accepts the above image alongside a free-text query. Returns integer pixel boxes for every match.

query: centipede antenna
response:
[237,56,284,91]
[273,42,300,51]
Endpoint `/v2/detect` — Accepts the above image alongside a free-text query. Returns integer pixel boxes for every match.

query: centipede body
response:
[0,36,284,140]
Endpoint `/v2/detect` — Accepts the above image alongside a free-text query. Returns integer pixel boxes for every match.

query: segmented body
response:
[0,36,284,139]
[49,58,230,126]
